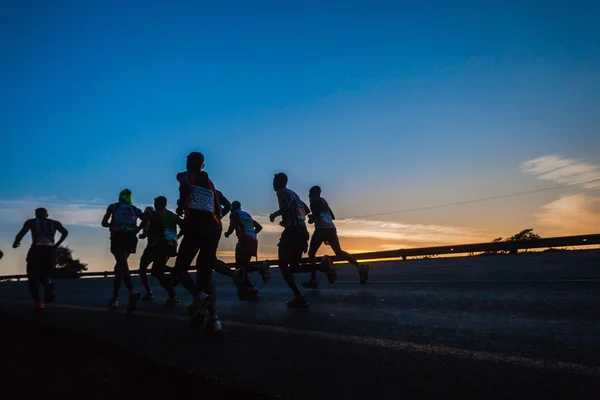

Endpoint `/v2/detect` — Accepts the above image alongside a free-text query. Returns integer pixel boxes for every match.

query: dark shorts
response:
[237,236,258,258]
[140,241,177,270]
[26,245,56,280]
[309,228,340,255]
[278,226,309,262]
[235,242,255,267]
[110,231,138,254]
[174,220,221,272]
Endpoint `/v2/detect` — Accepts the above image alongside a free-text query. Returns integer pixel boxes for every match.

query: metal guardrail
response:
[1,233,599,282]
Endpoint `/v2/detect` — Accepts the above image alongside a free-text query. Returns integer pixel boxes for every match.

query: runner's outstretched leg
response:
[139,250,153,295]
[278,246,302,297]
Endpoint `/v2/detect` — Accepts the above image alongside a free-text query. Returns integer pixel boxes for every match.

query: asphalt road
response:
[1,250,599,399]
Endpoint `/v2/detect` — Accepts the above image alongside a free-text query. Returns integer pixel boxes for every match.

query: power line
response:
[345,178,600,220]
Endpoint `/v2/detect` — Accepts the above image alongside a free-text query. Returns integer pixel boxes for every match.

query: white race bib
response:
[190,186,214,212]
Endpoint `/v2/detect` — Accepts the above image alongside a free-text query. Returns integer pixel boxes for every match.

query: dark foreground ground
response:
[0,312,279,400]
[1,250,599,399]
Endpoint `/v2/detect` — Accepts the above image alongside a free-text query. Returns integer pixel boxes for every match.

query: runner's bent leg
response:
[121,253,134,292]
[196,228,219,316]
[111,259,122,299]
[26,250,41,302]
[139,247,153,294]
[278,243,302,297]
[213,259,234,278]
[39,247,54,301]
[307,234,323,281]
[329,236,359,268]
[173,234,201,297]
[235,246,254,288]
[152,254,175,298]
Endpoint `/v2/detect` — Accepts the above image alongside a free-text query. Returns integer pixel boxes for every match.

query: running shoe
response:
[107,298,119,309]
[321,256,337,284]
[127,291,141,313]
[189,293,211,328]
[205,315,223,333]
[259,261,270,284]
[358,264,370,285]
[34,301,45,312]
[287,295,309,308]
[164,295,180,307]
[301,280,319,289]
[142,292,155,301]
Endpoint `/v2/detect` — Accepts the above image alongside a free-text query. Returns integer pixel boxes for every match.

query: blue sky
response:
[1,1,599,273]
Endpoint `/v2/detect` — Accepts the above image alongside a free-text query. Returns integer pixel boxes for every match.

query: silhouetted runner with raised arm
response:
[138,196,181,306]
[224,200,269,300]
[304,185,369,289]
[173,151,223,332]
[101,189,144,313]
[12,208,68,311]
[269,173,313,307]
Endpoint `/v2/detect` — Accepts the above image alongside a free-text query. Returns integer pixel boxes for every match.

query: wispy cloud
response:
[252,214,492,246]
[0,197,151,228]
[521,155,600,189]
[334,218,490,244]
[535,194,600,236]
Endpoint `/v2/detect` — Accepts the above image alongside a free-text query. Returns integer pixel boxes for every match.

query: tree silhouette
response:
[506,228,541,242]
[52,246,88,279]
[505,229,541,253]
[483,230,542,255]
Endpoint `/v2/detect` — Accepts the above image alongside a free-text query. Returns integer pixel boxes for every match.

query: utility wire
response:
[345,178,600,219]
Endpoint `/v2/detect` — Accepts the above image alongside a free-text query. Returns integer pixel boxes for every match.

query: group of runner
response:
[8,151,369,332]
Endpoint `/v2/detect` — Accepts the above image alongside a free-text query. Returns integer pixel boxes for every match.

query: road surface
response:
[1,250,599,399]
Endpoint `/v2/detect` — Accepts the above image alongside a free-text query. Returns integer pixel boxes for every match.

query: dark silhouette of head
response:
[186,152,205,172]
[309,185,321,199]
[35,208,48,219]
[273,173,288,191]
[232,201,241,211]
[119,189,132,204]
[154,196,167,210]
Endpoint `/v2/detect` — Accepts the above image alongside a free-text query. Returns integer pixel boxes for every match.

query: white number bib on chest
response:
[190,186,214,212]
